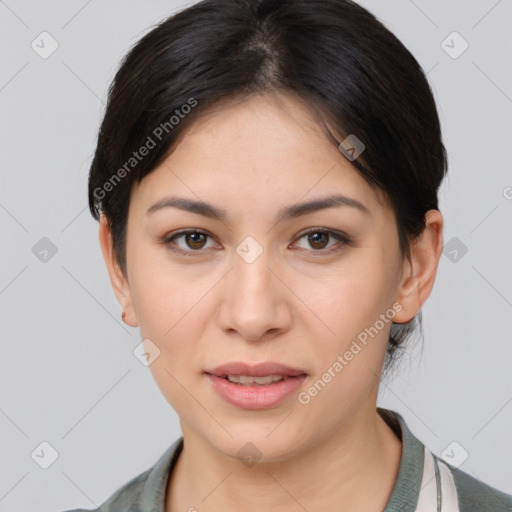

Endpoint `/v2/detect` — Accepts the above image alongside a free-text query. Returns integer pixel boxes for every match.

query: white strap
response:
[415,447,460,512]
[416,446,439,511]
[438,457,460,512]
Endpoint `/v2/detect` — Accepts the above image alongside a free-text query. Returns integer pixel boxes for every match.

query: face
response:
[102,92,434,462]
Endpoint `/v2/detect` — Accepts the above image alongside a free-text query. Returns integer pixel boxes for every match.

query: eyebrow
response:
[146,194,371,222]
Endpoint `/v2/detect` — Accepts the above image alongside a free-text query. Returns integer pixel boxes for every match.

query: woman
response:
[65,0,512,510]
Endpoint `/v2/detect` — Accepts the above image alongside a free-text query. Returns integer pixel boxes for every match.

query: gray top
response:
[62,407,512,512]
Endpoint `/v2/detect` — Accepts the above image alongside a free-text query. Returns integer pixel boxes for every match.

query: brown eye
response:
[183,232,207,250]
[293,229,351,255]
[164,230,215,254]
[307,231,330,250]
[163,228,351,257]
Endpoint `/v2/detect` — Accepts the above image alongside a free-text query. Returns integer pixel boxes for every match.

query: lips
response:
[205,363,308,409]
[205,361,308,378]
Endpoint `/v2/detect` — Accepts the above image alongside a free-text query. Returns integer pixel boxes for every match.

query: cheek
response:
[128,257,209,414]
[299,252,398,400]
[127,241,205,336]
[306,258,394,337]
[132,271,207,348]
[297,276,393,426]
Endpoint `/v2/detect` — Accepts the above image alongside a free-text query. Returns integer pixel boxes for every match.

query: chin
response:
[206,427,304,465]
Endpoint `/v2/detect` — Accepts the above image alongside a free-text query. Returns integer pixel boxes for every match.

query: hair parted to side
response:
[88,0,448,376]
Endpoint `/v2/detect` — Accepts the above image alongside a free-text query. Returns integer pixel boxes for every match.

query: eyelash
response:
[162,228,352,257]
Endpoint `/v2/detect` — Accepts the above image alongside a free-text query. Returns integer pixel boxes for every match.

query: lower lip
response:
[206,374,307,410]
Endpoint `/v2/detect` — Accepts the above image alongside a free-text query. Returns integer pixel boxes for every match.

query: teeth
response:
[226,374,286,385]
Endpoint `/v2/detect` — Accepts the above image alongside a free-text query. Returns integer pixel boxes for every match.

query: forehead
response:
[130,92,389,218]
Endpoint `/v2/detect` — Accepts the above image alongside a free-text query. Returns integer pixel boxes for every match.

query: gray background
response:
[0,1,511,511]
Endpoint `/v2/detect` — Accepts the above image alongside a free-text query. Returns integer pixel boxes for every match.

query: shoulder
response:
[446,462,512,512]
[381,408,512,512]
[59,437,184,512]
[60,467,152,512]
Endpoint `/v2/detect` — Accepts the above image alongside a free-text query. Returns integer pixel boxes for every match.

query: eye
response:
[162,228,351,256]
[292,228,351,255]
[163,229,217,255]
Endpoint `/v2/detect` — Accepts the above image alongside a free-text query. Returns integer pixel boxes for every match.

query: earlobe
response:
[393,210,444,324]
[98,214,138,327]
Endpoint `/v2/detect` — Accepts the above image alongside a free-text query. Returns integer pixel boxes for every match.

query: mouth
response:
[214,374,305,386]
[204,361,308,409]
[205,361,308,380]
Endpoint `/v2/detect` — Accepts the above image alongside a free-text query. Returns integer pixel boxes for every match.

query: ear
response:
[393,209,444,323]
[98,214,138,327]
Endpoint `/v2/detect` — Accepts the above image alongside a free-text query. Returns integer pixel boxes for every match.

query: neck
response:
[165,407,402,512]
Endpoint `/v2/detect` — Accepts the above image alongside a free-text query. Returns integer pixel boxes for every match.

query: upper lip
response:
[205,362,307,377]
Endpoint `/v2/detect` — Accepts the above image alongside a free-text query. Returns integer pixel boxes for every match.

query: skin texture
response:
[99,91,444,511]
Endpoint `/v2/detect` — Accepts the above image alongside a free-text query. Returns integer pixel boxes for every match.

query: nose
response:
[216,242,292,343]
